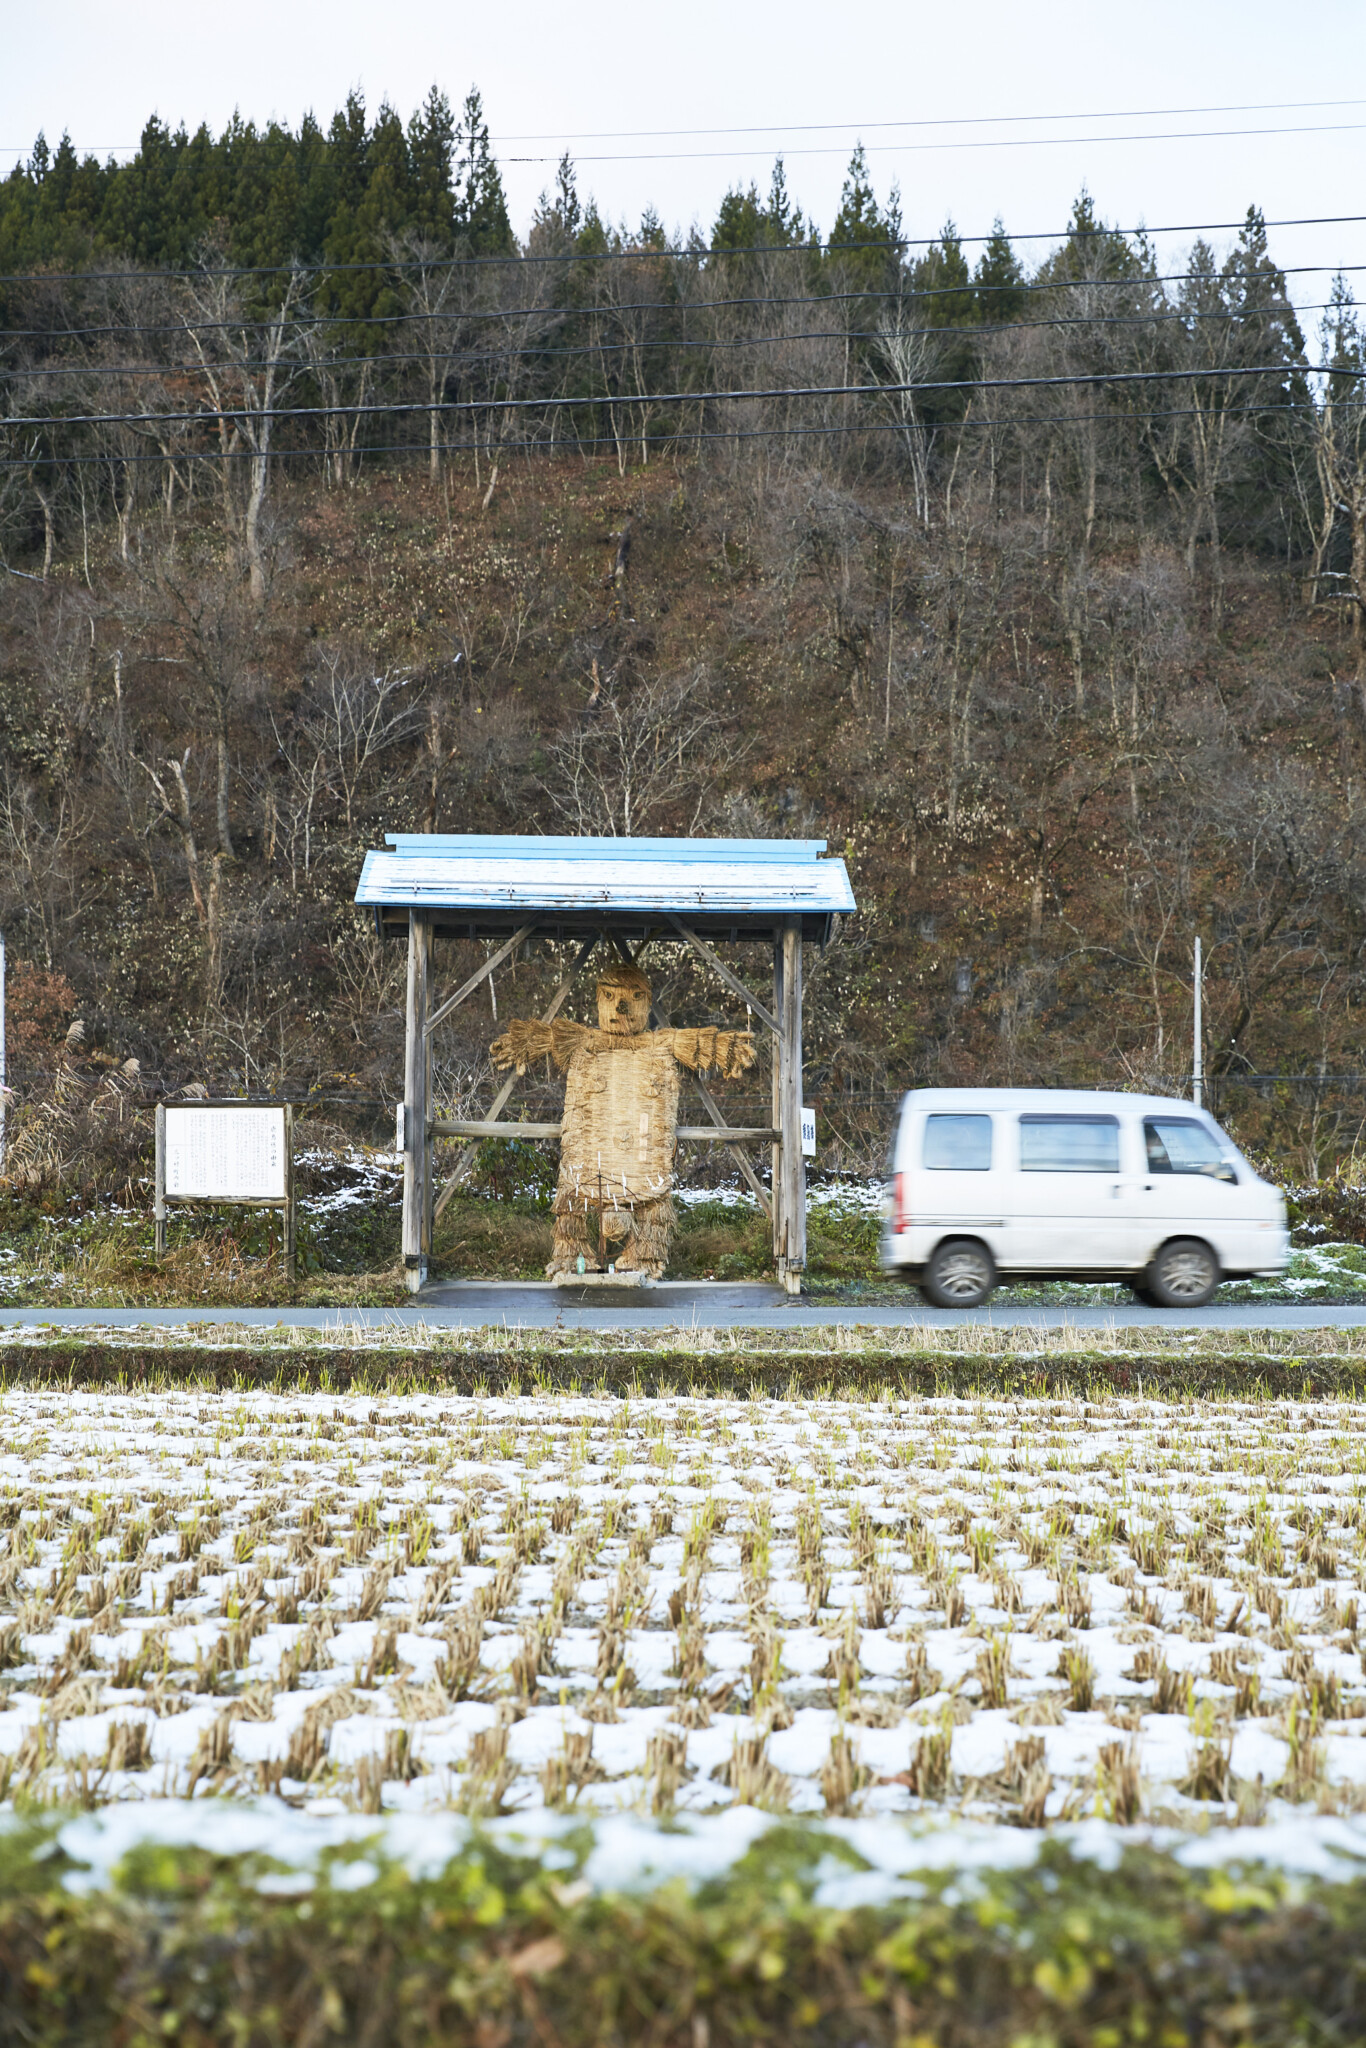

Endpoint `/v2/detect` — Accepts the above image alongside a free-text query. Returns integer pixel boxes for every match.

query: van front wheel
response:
[922,1238,996,1309]
[1145,1238,1220,1309]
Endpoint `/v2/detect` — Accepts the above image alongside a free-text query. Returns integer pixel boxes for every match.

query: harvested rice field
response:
[3,1382,1366,1831]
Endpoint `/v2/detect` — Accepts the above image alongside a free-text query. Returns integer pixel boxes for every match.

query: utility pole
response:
[1192,936,1203,1110]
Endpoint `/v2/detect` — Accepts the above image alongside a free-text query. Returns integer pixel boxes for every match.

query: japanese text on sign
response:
[164,1107,286,1200]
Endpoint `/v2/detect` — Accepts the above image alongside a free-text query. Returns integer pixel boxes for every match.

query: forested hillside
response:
[2,91,1365,1175]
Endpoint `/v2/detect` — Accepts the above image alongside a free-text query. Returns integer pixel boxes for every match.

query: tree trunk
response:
[36,489,54,578]
[215,714,234,859]
[244,449,268,600]
[1208,494,1224,628]
[206,852,227,1012]
[164,757,206,920]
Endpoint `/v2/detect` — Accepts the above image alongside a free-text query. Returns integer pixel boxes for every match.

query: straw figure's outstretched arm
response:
[490,1019,593,1075]
[659,1028,757,1081]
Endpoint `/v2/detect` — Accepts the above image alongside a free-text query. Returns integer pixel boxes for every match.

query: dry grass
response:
[433,1205,553,1279]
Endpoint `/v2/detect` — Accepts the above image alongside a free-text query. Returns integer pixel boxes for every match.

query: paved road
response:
[0,1280,1363,1333]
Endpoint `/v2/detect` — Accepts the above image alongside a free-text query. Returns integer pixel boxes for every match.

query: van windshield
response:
[923,1113,992,1171]
[1144,1117,1238,1182]
[1018,1115,1119,1172]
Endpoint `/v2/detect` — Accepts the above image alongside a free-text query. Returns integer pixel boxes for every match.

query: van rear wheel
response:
[921,1238,996,1309]
[1145,1238,1219,1309]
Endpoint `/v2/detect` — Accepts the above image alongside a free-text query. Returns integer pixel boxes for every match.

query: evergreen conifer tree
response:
[453,89,512,256]
[765,156,803,244]
[711,183,764,252]
[408,88,456,246]
[973,219,1025,325]
[828,144,900,297]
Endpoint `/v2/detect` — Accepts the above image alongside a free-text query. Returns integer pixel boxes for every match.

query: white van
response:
[881,1088,1289,1307]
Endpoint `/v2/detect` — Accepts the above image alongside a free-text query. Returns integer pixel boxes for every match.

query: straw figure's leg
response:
[615,1195,675,1279]
[547,1205,598,1277]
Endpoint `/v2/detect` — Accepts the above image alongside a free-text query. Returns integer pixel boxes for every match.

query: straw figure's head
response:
[596,963,652,1037]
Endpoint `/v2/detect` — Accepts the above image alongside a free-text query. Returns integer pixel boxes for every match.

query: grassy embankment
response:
[5,1320,1366,1396]
[0,1819,1361,2047]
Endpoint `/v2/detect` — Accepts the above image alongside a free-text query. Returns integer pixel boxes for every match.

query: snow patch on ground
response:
[46,1801,1366,1904]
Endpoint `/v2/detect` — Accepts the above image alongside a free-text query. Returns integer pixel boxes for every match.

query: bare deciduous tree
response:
[182,259,304,598]
[543,666,735,836]
[874,314,938,525]
[1309,281,1366,706]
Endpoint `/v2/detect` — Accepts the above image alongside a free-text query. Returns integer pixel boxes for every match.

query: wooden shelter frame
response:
[358,833,854,1298]
[394,913,811,1294]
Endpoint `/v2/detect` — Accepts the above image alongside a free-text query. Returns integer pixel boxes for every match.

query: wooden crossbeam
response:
[430,1119,780,1143]
[432,1120,561,1140]
[679,1125,780,1144]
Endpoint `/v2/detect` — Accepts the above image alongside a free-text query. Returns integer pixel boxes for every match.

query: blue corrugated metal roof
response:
[383,833,828,865]
[355,834,855,917]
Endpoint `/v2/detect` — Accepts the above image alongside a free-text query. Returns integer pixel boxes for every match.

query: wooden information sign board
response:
[155,1102,295,1276]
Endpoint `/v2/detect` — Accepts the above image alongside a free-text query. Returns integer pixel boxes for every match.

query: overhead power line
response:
[0,261,1346,345]
[505,118,1366,165]
[9,94,1365,157]
[8,109,1366,173]
[0,211,1362,284]
[0,395,1332,471]
[490,95,1366,144]
[3,361,1336,435]
[4,300,1347,382]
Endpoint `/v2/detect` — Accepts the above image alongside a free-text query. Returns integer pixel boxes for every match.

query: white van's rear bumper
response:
[881,1225,994,1275]
[880,1222,1292,1280]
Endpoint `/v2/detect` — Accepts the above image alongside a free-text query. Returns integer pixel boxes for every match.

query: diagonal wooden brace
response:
[666,916,780,1034]
[425,923,537,1038]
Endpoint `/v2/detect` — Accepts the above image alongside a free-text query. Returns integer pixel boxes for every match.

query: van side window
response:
[1144,1118,1237,1182]
[923,1114,993,1171]
[1018,1115,1119,1172]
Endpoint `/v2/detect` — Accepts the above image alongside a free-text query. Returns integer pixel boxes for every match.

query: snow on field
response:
[0,1386,1364,1846]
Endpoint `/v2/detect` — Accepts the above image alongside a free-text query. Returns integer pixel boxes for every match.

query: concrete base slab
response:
[551,1273,657,1306]
[418,1278,790,1318]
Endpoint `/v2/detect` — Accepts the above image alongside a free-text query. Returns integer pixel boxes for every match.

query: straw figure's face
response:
[596,968,652,1036]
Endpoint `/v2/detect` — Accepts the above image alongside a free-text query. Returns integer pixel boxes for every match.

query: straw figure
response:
[490,961,756,1277]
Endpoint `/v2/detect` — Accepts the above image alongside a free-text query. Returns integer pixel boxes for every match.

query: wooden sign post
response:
[154,1101,296,1279]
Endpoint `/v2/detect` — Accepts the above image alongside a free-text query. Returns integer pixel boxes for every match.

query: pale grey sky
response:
[6,0,1366,318]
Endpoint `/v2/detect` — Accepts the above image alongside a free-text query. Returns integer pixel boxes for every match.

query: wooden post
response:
[283,1102,296,1283]
[771,930,785,1270]
[402,912,431,1292]
[779,920,805,1294]
[423,937,435,1257]
[154,1102,166,1257]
